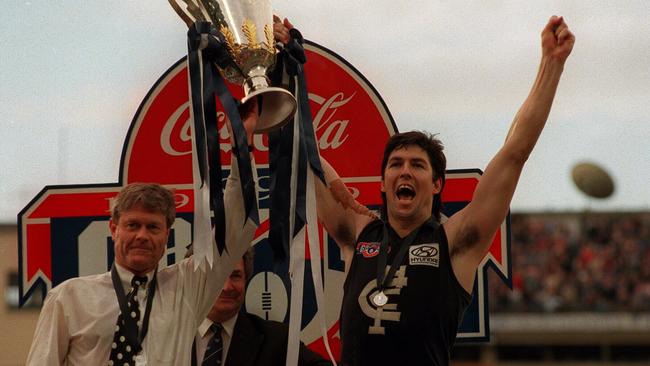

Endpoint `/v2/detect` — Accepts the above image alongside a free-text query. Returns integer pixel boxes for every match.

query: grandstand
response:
[453,212,650,365]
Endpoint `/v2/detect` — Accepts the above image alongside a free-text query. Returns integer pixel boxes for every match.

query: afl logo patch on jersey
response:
[409,243,440,267]
[357,242,381,258]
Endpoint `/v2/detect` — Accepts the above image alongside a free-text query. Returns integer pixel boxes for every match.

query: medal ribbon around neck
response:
[374,222,422,306]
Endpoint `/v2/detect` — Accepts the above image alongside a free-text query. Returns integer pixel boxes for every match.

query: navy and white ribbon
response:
[187,21,259,268]
[267,29,336,366]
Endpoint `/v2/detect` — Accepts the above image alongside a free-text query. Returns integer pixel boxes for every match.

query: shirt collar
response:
[114,262,155,290]
[198,313,239,339]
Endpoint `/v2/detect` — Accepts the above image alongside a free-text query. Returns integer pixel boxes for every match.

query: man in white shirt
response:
[26,103,260,366]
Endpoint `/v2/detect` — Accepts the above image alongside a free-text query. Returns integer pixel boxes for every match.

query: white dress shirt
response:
[194,315,238,365]
[26,160,258,366]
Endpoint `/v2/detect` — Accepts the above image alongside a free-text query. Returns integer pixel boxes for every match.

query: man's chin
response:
[392,202,417,216]
[213,303,241,320]
[216,298,239,307]
[124,257,157,274]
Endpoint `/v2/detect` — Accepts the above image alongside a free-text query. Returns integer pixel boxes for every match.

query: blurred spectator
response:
[489,213,650,313]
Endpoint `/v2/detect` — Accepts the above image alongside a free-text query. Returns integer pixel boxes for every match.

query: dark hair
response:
[111,183,176,228]
[380,131,446,221]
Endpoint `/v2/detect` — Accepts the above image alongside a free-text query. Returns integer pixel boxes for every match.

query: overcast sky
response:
[2,1,649,223]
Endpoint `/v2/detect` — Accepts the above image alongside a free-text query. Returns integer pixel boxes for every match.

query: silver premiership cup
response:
[170,0,297,133]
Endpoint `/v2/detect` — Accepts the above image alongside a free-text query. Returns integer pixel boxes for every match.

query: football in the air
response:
[571,162,615,199]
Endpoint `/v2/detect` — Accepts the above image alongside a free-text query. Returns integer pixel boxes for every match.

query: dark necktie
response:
[201,323,224,366]
[109,275,147,366]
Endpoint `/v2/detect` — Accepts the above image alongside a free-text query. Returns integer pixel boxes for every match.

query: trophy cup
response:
[169,0,297,133]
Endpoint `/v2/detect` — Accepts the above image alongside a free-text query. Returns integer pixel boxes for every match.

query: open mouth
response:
[396,184,415,201]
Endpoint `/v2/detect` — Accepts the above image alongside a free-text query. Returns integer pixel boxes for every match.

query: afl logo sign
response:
[356,242,381,258]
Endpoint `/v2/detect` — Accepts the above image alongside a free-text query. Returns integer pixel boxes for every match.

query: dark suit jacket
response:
[194,311,333,366]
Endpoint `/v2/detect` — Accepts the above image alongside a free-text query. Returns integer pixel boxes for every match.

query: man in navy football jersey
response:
[315,16,575,365]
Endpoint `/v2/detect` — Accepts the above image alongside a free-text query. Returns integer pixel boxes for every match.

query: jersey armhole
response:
[438,225,473,301]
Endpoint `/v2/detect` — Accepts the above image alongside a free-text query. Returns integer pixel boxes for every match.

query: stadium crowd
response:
[489,213,650,313]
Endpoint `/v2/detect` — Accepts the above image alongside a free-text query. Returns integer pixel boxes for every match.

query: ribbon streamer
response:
[267,30,335,366]
[286,108,305,366]
[285,77,336,366]
[268,29,325,263]
[186,21,258,268]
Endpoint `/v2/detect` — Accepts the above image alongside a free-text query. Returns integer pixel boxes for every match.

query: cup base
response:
[242,87,297,133]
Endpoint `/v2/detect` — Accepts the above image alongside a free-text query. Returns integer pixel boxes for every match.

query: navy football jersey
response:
[340,218,471,366]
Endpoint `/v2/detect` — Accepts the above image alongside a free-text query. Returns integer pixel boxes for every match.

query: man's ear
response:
[109,219,118,240]
[432,177,443,194]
